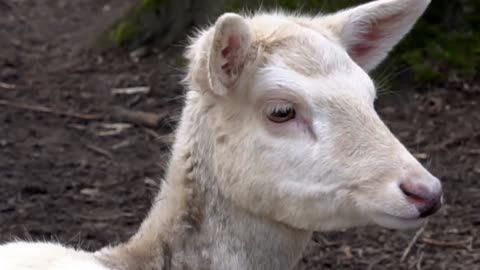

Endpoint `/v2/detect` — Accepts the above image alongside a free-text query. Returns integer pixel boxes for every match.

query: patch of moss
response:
[400,51,443,83]
[394,10,479,82]
[138,0,166,11]
[226,0,479,83]
[108,0,166,47]
[109,0,478,84]
[109,21,139,46]
[223,0,244,11]
[277,0,479,83]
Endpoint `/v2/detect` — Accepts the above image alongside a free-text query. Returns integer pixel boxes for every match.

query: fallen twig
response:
[427,131,480,151]
[85,144,114,160]
[401,221,428,262]
[368,255,390,270]
[0,82,16,89]
[465,149,480,155]
[111,107,167,128]
[0,99,167,127]
[421,237,471,248]
[75,211,136,221]
[111,140,132,151]
[416,251,424,270]
[0,99,102,120]
[112,86,150,95]
[94,123,132,137]
[143,128,174,144]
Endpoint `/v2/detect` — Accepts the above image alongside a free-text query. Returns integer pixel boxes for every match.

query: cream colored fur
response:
[0,1,441,269]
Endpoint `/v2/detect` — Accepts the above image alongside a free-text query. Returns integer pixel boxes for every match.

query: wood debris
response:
[0,82,16,89]
[0,99,167,127]
[111,86,150,95]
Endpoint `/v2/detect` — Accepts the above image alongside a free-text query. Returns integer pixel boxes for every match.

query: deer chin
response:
[370,212,426,230]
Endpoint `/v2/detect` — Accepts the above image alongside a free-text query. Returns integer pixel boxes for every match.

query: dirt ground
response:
[0,1,479,269]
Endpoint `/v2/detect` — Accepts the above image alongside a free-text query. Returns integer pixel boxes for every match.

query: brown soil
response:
[0,1,479,269]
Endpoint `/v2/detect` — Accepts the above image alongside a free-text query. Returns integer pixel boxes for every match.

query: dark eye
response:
[267,105,296,123]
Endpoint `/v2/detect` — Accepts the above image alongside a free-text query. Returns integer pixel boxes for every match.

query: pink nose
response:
[399,181,442,218]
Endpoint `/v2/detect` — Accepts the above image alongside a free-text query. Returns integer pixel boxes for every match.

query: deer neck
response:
[97,93,312,270]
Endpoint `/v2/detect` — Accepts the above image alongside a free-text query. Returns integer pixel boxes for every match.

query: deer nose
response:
[399,181,442,218]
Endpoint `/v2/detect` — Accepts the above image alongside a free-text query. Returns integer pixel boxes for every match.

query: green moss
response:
[109,21,139,46]
[262,0,479,83]
[225,0,477,83]
[138,0,166,11]
[107,0,166,47]
[394,0,479,83]
[395,21,479,83]
[109,0,478,83]
[401,51,442,83]
[223,0,244,11]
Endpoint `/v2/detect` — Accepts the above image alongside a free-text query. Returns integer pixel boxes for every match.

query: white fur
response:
[317,0,432,71]
[0,242,109,270]
[0,1,440,269]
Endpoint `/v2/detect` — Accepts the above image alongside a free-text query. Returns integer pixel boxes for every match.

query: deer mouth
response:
[371,212,426,230]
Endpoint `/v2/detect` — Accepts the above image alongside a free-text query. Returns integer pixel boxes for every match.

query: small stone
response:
[0,66,18,81]
[413,152,428,160]
[380,106,396,114]
[425,96,444,115]
[144,177,158,187]
[130,47,148,62]
[80,188,100,197]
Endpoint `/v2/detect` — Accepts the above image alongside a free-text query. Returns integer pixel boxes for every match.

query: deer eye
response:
[266,104,296,123]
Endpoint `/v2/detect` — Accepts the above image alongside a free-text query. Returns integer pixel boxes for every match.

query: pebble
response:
[0,66,18,81]
[130,47,148,62]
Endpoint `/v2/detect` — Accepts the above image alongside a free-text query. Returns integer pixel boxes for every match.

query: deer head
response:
[184,0,441,231]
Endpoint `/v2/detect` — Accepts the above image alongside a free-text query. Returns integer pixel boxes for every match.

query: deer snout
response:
[399,179,443,218]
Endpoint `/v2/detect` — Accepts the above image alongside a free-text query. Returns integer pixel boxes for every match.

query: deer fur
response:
[0,0,442,269]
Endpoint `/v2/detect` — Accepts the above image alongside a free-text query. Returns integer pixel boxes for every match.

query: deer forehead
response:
[252,63,376,108]
[246,17,377,106]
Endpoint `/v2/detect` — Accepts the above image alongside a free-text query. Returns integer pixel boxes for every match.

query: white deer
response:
[0,0,442,269]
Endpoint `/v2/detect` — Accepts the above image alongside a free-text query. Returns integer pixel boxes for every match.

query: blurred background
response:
[0,0,478,269]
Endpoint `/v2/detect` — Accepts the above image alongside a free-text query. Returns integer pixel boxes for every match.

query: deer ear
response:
[322,0,431,72]
[208,13,253,96]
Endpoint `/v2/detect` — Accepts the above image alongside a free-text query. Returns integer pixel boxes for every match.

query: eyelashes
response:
[265,103,296,123]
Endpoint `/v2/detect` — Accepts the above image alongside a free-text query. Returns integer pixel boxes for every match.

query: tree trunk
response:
[105,0,224,49]
[104,0,478,81]
[104,0,365,49]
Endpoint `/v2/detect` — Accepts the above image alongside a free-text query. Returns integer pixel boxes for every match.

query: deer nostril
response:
[418,195,442,218]
[399,182,442,218]
[399,182,427,204]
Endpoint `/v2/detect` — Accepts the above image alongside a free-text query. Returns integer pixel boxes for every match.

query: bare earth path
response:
[0,1,478,269]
